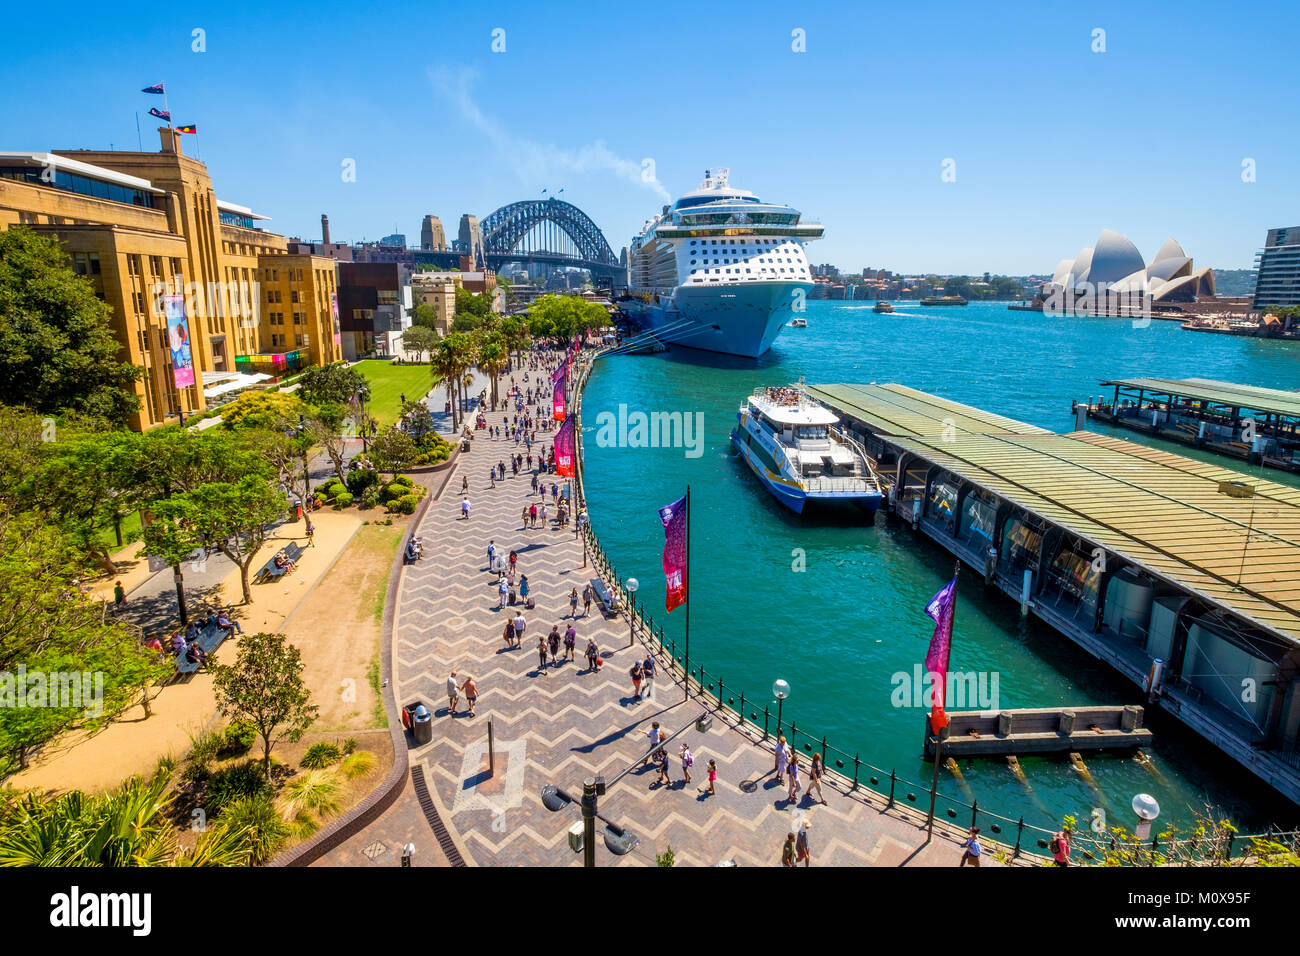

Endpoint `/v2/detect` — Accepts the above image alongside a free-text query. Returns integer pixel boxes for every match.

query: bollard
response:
[763,705,770,741]
[488,718,495,777]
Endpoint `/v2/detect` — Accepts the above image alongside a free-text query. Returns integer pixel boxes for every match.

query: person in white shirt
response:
[446,670,460,715]
[513,611,527,643]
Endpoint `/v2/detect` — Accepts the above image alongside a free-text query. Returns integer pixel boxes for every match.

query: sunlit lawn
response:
[354,360,439,428]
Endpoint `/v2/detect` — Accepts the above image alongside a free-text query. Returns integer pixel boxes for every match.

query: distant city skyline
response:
[2,0,1295,274]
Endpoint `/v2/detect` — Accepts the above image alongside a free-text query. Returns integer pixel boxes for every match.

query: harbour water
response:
[580,299,1300,835]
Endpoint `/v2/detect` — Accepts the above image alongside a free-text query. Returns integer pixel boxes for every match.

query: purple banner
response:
[551,362,566,386]
[658,495,688,612]
[553,373,567,421]
[924,577,957,730]
[554,415,574,477]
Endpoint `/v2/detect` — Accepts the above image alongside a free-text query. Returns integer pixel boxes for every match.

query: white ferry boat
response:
[730,384,883,515]
[624,169,824,358]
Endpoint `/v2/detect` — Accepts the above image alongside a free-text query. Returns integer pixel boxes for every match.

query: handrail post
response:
[971,798,978,830]
[1013,817,1023,859]
[886,768,896,808]
[738,692,745,726]
[852,753,860,791]
[763,705,770,741]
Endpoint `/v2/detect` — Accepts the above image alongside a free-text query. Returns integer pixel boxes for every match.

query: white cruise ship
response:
[624,169,823,358]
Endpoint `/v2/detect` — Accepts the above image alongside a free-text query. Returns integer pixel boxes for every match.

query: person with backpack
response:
[536,635,549,674]
[585,638,599,671]
[547,626,562,667]
[564,624,577,661]
[630,661,643,701]
[1050,827,1072,866]
[959,827,982,867]
[795,819,812,867]
[679,743,694,784]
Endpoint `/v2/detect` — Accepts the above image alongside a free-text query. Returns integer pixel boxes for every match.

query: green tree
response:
[296,362,371,408]
[143,475,288,605]
[477,336,508,407]
[0,227,142,426]
[308,401,354,482]
[369,426,419,475]
[211,631,318,779]
[409,301,440,331]
[400,324,438,364]
[0,506,169,774]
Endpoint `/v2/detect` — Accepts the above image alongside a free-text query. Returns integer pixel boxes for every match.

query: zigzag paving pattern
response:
[327,387,1009,867]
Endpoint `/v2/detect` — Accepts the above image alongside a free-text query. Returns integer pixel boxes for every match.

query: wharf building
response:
[0,129,341,430]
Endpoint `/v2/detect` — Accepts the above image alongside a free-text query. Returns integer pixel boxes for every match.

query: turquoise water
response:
[580,300,1300,838]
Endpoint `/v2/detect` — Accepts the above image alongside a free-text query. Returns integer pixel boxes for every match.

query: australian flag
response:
[141,83,165,94]
[149,107,171,122]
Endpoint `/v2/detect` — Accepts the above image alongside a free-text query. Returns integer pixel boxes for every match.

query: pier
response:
[1080,377,1300,473]
[923,706,1153,759]
[805,382,1300,806]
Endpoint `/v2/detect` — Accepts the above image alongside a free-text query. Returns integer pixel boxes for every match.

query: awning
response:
[203,372,271,398]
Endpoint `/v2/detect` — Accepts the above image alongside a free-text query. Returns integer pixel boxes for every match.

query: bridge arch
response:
[481,198,620,268]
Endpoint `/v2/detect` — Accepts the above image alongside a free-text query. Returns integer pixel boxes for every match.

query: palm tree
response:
[431,338,460,427]
[444,332,478,424]
[477,338,508,407]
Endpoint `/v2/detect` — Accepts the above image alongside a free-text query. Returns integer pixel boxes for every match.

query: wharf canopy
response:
[1047,231,1215,303]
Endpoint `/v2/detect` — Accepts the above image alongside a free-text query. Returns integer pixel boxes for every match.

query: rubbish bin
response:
[410,703,432,745]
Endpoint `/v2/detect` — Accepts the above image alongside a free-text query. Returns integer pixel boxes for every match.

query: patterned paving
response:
[350,366,1011,867]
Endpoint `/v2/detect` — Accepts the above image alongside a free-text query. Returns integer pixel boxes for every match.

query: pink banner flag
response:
[924,577,957,732]
[551,362,565,386]
[554,416,575,477]
[658,495,688,612]
[553,373,567,421]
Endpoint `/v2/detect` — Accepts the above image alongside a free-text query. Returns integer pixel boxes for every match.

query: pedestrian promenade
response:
[323,373,1008,867]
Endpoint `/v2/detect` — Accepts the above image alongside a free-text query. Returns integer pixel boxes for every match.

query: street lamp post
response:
[1133,793,1160,864]
[772,679,790,737]
[626,577,639,647]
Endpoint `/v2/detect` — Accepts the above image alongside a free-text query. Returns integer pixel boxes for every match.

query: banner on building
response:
[164,295,195,388]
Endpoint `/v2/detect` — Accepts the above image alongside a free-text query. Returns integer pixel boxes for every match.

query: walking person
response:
[959,827,982,867]
[795,819,812,867]
[656,748,672,788]
[582,583,593,616]
[461,496,471,520]
[459,674,478,716]
[786,752,802,802]
[537,635,549,674]
[808,752,828,804]
[113,580,128,610]
[509,549,518,575]
[446,670,460,715]
[564,623,577,661]
[461,474,468,494]
[641,656,656,700]
[498,577,509,609]
[775,735,790,782]
[519,574,530,604]
[585,638,599,671]
[547,626,561,667]
[781,832,797,868]
[569,586,579,618]
[704,759,717,796]
[679,743,694,784]
[630,661,643,700]
[502,618,516,649]
[513,610,527,648]
[1050,827,1072,867]
[521,505,530,529]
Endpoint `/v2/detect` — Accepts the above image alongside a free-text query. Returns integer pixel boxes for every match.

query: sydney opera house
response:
[1041,229,1215,313]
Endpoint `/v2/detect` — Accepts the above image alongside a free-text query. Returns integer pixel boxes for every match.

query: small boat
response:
[873,300,894,314]
[731,383,883,515]
[788,316,808,328]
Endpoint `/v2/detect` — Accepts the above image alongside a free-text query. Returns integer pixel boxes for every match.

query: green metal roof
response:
[887,429,1300,644]
[1099,377,1300,419]
[806,383,1051,441]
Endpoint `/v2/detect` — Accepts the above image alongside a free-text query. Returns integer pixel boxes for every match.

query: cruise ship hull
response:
[627,280,810,358]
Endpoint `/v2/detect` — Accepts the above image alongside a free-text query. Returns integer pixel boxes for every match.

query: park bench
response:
[254,541,305,584]
[174,620,231,675]
[589,577,619,617]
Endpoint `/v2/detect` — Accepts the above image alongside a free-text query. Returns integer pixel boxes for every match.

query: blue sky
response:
[2,0,1296,274]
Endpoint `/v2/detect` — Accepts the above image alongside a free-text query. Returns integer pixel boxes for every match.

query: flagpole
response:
[683,483,691,703]
[926,560,960,837]
[135,112,143,151]
[162,87,172,128]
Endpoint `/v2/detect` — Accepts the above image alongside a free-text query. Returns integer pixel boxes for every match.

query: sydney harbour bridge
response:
[417,197,626,287]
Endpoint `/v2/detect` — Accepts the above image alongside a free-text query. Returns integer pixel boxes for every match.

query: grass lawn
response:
[354,360,439,429]
[92,510,143,554]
